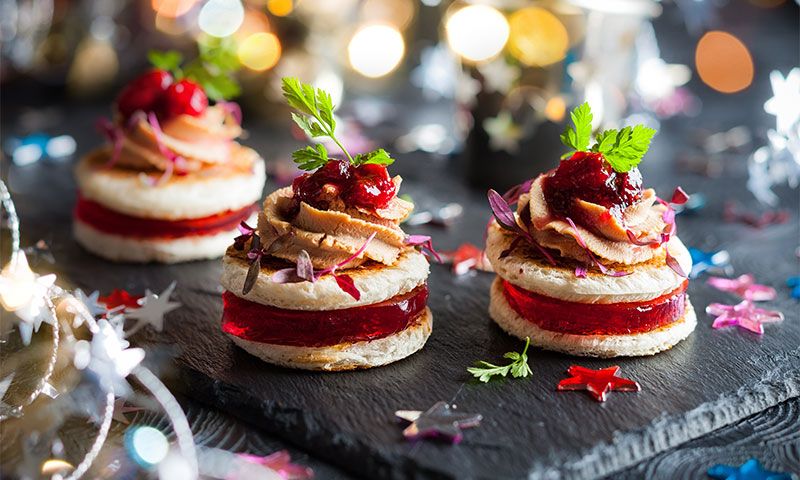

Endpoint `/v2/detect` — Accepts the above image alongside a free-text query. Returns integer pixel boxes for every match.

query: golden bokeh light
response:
[238,32,282,71]
[445,5,509,63]
[695,31,754,93]
[348,24,405,78]
[267,0,293,16]
[151,0,197,18]
[508,7,569,67]
[361,0,416,30]
[234,9,270,40]
[544,96,567,122]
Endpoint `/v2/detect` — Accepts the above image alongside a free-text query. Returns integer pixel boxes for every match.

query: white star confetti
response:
[764,68,800,134]
[125,282,180,336]
[75,319,145,395]
[478,59,519,94]
[74,289,105,318]
[0,252,57,345]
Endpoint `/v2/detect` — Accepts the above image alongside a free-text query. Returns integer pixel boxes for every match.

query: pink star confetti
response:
[706,300,784,334]
[707,274,777,301]
[441,243,492,275]
[235,451,313,480]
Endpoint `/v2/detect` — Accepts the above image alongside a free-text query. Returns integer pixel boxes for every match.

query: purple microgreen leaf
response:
[665,249,687,278]
[238,221,255,236]
[233,222,256,250]
[243,258,261,295]
[296,250,316,282]
[218,100,242,125]
[246,233,262,260]
[147,111,187,184]
[271,267,304,284]
[317,232,377,277]
[405,234,432,247]
[487,189,520,232]
[405,234,443,263]
[671,187,689,205]
[502,179,533,205]
[565,217,629,278]
[575,265,588,278]
[333,274,360,300]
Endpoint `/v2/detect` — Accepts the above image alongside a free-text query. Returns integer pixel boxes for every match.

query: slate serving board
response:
[7,138,799,479]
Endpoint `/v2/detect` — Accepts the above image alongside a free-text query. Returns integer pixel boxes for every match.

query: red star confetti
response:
[707,300,784,334]
[235,451,313,479]
[557,366,640,402]
[707,274,777,301]
[441,243,492,275]
[99,289,143,312]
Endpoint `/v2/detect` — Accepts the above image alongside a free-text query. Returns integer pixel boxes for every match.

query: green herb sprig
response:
[148,37,241,101]
[468,337,533,383]
[281,77,395,171]
[560,102,656,173]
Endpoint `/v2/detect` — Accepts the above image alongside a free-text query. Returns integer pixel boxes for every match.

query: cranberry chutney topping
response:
[292,159,397,212]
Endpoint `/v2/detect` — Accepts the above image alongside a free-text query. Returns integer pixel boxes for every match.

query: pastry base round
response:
[489,278,696,358]
[226,307,433,371]
[73,214,255,264]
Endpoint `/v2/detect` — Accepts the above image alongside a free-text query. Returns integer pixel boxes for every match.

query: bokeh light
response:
[361,0,416,30]
[238,32,281,71]
[267,0,294,16]
[348,24,405,78]
[544,96,567,122]
[445,5,509,63]
[508,7,568,67]
[234,9,270,40]
[198,0,245,38]
[151,0,197,18]
[126,426,169,467]
[695,31,754,93]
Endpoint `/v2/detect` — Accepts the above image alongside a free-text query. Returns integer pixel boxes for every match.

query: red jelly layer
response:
[221,285,429,347]
[74,194,257,239]
[502,280,687,335]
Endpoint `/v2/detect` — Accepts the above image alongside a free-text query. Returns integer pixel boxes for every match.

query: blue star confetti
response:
[689,247,733,279]
[787,276,800,299]
[707,458,794,480]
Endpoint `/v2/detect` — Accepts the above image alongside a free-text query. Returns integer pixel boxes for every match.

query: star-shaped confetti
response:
[557,366,640,402]
[395,401,482,444]
[707,274,777,301]
[410,43,459,100]
[707,300,784,335]
[125,281,180,335]
[74,289,106,317]
[787,276,800,299]
[441,243,492,275]
[99,289,144,313]
[483,111,522,154]
[0,373,19,419]
[707,458,794,480]
[112,397,144,424]
[478,58,520,94]
[236,451,314,480]
[689,248,732,279]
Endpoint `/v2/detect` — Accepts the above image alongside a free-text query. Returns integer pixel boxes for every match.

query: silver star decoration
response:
[0,252,57,345]
[74,319,144,395]
[396,401,482,444]
[765,70,800,133]
[112,397,143,424]
[125,281,180,335]
[478,59,519,94]
[483,111,523,153]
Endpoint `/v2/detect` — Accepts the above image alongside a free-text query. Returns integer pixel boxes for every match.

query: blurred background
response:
[0,0,798,201]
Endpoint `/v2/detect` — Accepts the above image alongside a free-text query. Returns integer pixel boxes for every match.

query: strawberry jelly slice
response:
[75,194,257,239]
[501,280,687,336]
[221,285,429,347]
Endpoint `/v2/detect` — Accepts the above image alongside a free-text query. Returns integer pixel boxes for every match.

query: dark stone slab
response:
[6,139,799,479]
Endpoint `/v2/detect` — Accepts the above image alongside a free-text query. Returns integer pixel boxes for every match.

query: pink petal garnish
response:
[271,267,304,284]
[218,100,243,125]
[502,179,533,205]
[296,250,316,282]
[405,234,443,263]
[333,274,360,300]
[625,229,661,246]
[238,221,255,235]
[671,187,689,205]
[665,248,687,278]
[575,265,588,278]
[96,117,123,168]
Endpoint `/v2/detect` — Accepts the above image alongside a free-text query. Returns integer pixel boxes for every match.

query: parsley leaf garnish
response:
[467,337,533,383]
[281,77,395,171]
[559,103,657,172]
[147,37,241,101]
[560,102,592,156]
